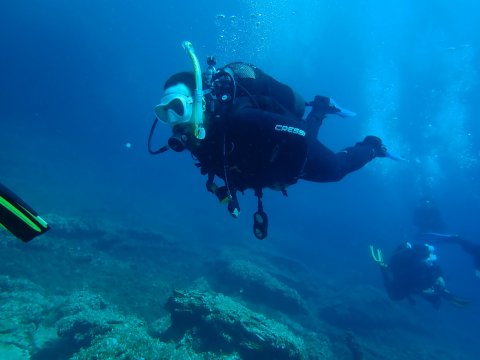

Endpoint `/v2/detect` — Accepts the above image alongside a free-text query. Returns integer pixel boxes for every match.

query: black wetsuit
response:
[381,243,445,307]
[412,199,445,234]
[191,63,377,195]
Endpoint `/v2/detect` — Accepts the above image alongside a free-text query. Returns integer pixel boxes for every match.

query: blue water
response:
[1,0,480,358]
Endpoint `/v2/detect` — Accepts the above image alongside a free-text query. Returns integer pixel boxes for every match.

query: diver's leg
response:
[300,137,386,182]
[304,96,329,136]
[305,96,357,138]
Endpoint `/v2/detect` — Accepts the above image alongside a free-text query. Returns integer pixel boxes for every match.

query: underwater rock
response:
[45,214,108,240]
[0,276,58,357]
[317,285,417,333]
[37,289,203,360]
[0,343,30,359]
[148,315,172,338]
[165,289,309,359]
[55,290,123,345]
[70,320,176,360]
[212,259,307,314]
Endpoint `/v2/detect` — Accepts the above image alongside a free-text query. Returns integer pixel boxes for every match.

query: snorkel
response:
[147,41,206,154]
[182,41,206,140]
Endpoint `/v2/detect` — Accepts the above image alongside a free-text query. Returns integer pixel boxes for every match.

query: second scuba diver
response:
[149,42,396,239]
[370,242,469,309]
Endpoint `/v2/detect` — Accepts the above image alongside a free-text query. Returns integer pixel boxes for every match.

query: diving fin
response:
[328,98,356,118]
[441,289,471,308]
[446,294,471,308]
[385,150,406,162]
[369,245,387,267]
[420,232,460,240]
[306,96,356,118]
[0,182,50,242]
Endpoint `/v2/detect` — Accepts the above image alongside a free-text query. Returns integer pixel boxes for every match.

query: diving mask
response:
[154,84,194,126]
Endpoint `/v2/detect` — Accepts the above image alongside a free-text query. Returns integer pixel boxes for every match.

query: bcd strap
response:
[253,188,268,240]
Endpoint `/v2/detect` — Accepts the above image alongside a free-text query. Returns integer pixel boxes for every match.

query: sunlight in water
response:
[433,45,477,171]
[213,0,293,63]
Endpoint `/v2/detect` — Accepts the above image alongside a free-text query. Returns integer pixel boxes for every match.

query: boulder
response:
[213,259,307,314]
[165,289,309,359]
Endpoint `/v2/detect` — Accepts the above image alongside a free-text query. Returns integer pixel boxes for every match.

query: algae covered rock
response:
[213,259,307,314]
[45,214,108,240]
[55,290,124,346]
[0,275,58,357]
[71,321,173,360]
[53,290,180,359]
[165,289,308,359]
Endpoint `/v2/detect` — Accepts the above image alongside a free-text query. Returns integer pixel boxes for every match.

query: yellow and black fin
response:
[0,182,50,242]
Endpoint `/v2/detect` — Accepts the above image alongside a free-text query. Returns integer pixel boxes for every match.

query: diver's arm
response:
[421,232,479,253]
[443,236,480,276]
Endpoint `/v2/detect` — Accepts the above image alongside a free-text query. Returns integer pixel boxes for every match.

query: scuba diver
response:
[0,181,50,242]
[149,42,397,239]
[412,196,445,234]
[370,242,469,309]
[420,232,480,279]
